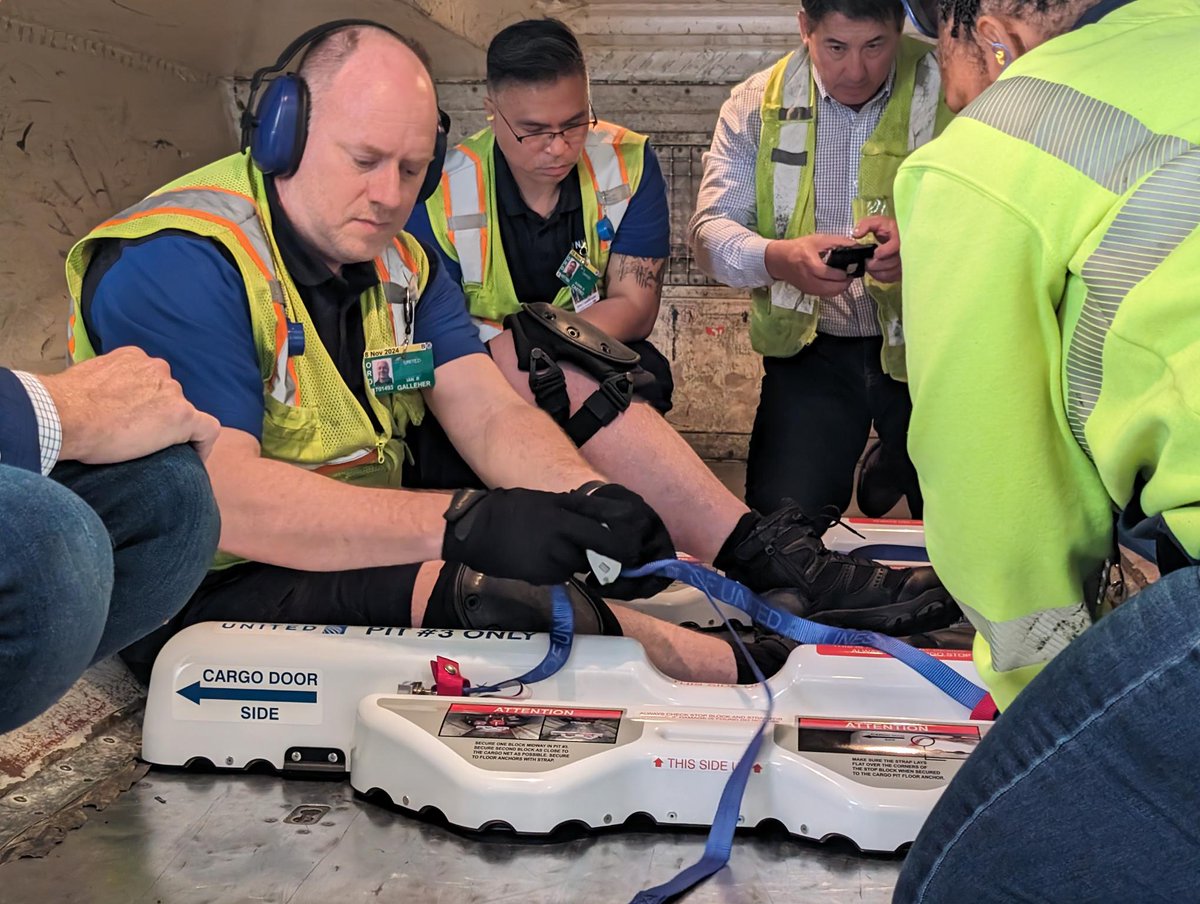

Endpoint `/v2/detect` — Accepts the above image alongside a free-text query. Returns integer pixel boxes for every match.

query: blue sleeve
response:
[86,236,266,441]
[405,204,465,287]
[610,142,670,260]
[0,368,42,473]
[413,245,487,369]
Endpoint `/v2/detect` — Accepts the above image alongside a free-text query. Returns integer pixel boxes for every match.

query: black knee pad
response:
[504,302,657,446]
[425,563,623,636]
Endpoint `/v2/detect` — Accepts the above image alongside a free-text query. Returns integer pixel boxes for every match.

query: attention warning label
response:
[780,716,987,790]
[377,699,642,773]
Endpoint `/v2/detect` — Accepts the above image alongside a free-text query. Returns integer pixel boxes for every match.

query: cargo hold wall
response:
[0,16,232,371]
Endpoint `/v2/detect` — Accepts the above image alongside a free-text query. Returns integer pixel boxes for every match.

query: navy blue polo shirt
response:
[407,140,670,300]
[80,180,485,442]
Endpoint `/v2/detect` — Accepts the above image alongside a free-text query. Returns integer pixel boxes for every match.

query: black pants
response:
[745,334,919,517]
[121,561,424,682]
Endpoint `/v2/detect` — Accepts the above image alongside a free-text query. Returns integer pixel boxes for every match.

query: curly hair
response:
[938,0,1085,39]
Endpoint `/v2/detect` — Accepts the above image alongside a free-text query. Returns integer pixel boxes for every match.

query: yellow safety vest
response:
[751,37,951,377]
[65,152,430,568]
[424,123,647,329]
[896,0,1200,707]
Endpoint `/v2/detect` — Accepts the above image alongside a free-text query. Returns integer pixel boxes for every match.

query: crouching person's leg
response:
[894,565,1200,904]
[0,464,113,732]
[52,444,220,664]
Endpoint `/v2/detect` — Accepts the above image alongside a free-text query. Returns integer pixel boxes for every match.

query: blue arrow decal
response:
[176,682,317,705]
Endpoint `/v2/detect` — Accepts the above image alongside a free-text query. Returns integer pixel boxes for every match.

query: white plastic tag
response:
[587,549,622,586]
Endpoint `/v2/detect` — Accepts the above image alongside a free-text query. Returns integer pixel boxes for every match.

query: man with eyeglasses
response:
[408,17,672,417]
[406,19,678,500]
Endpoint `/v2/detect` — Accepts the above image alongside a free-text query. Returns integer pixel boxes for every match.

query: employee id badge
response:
[364,343,435,394]
[556,249,601,308]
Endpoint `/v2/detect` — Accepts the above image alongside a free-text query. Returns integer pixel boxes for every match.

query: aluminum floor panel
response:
[0,770,902,903]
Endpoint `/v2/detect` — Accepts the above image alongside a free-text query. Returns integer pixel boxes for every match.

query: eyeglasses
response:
[901,0,939,38]
[492,104,598,148]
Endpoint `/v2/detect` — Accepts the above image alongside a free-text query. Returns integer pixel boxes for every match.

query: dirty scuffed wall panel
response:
[0,19,233,372]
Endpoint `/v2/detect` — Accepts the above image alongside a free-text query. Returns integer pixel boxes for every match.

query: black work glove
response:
[442,484,655,588]
[581,483,676,601]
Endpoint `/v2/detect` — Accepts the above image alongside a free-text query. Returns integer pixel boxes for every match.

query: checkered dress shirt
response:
[13,371,63,475]
[691,62,894,336]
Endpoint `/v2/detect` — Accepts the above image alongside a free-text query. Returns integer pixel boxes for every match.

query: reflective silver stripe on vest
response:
[584,127,635,232]
[121,188,278,276]
[442,147,487,284]
[379,243,418,346]
[908,54,942,151]
[114,186,299,407]
[961,76,1191,194]
[772,52,812,238]
[1068,147,1200,454]
[446,212,488,231]
[959,599,1093,673]
[442,126,635,288]
[295,448,376,471]
[962,76,1199,456]
[769,52,819,315]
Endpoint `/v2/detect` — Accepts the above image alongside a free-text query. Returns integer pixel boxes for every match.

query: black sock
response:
[713,511,760,572]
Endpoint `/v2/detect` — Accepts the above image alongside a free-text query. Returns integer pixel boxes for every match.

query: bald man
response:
[64,23,818,686]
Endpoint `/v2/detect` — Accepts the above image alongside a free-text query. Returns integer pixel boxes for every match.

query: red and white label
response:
[815,644,972,661]
[845,517,923,526]
[447,703,622,720]
[799,717,980,738]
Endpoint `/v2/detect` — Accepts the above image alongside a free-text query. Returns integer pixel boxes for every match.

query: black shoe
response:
[856,439,924,519]
[856,439,904,518]
[715,503,960,636]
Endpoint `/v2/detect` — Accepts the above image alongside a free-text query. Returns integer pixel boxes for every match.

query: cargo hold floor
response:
[1,768,902,903]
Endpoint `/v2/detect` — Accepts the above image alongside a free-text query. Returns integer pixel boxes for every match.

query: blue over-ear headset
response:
[240,18,450,204]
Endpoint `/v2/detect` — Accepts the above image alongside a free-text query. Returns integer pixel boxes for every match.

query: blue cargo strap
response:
[457,558,989,903]
[623,558,987,904]
[629,559,987,710]
[461,584,575,696]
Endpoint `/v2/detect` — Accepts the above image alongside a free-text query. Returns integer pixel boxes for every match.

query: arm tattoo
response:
[613,254,667,295]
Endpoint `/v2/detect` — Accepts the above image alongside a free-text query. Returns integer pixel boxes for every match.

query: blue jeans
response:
[0,445,219,731]
[895,565,1200,903]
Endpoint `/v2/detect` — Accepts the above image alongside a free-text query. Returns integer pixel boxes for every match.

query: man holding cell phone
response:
[690,0,951,519]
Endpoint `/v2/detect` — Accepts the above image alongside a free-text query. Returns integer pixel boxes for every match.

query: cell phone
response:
[823,243,877,277]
